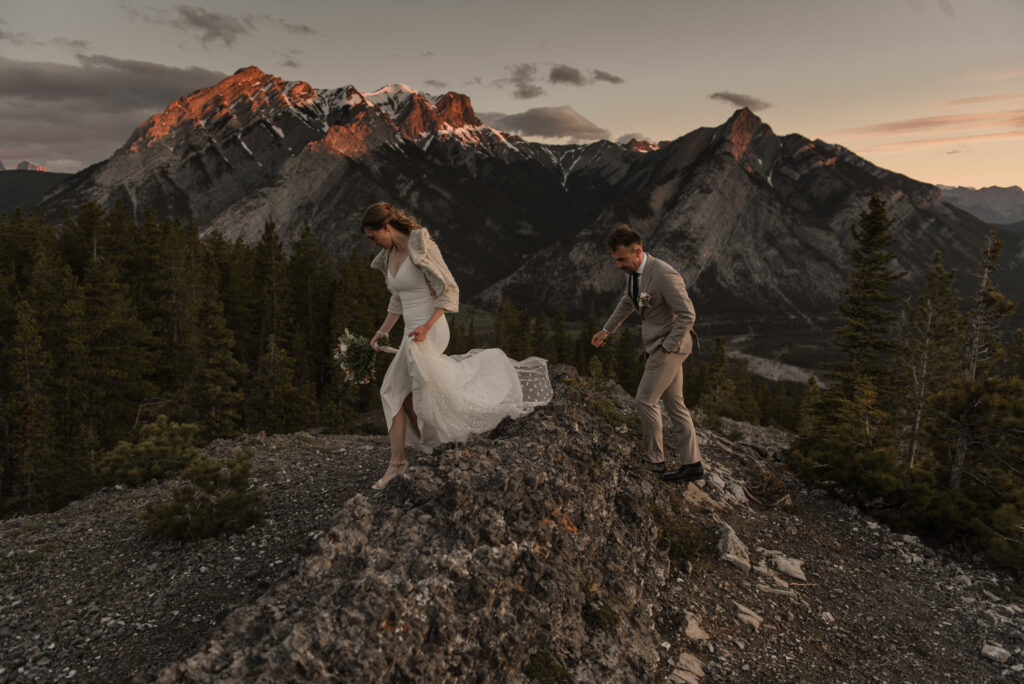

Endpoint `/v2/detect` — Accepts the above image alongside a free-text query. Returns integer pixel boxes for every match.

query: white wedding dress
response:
[380,258,552,452]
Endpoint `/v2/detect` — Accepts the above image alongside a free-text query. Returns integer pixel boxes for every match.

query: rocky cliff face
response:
[482,109,1022,340]
[2,368,1019,682]
[40,68,1023,345]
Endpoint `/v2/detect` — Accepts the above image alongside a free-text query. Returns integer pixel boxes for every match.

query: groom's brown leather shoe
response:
[660,461,704,483]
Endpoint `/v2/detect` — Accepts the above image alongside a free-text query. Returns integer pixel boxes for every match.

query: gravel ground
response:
[0,432,389,682]
[1,378,1022,683]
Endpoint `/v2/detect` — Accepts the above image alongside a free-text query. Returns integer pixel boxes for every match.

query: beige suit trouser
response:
[635,351,700,466]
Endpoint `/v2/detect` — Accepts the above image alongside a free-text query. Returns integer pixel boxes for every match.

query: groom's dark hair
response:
[606,225,642,251]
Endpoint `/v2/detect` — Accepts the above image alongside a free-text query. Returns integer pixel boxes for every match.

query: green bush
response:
[98,415,199,486]
[143,449,262,541]
[523,651,570,684]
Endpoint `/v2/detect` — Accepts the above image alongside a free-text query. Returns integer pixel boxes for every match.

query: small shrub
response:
[143,449,262,541]
[523,651,570,684]
[99,415,200,486]
[583,602,620,632]
[650,491,714,565]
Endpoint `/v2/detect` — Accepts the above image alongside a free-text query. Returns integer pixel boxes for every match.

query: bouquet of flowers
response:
[333,329,378,385]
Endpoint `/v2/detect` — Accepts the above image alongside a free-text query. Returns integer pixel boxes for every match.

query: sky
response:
[1,0,1022,188]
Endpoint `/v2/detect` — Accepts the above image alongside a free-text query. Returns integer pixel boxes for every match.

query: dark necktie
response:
[631,271,640,307]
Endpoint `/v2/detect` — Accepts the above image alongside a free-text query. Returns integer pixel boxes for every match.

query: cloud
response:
[0,29,33,46]
[424,79,447,89]
[492,63,624,95]
[53,37,93,51]
[550,64,586,86]
[709,91,772,111]
[277,49,303,69]
[972,66,1024,82]
[841,110,1024,137]
[171,5,251,47]
[860,129,1024,154]
[479,106,610,141]
[548,64,624,86]
[496,63,546,99]
[593,69,624,84]
[263,16,316,35]
[127,5,316,47]
[0,55,226,171]
[0,29,94,52]
[946,92,1024,105]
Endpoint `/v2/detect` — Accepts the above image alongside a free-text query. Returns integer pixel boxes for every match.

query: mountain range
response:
[938,185,1024,225]
[38,66,1023,361]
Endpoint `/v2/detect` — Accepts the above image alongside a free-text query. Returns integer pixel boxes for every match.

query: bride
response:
[361,202,552,489]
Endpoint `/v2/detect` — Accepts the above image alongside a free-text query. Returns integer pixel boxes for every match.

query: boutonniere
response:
[638,292,652,309]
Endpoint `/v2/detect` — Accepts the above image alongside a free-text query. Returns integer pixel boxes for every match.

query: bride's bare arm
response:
[408,307,446,342]
[372,313,401,350]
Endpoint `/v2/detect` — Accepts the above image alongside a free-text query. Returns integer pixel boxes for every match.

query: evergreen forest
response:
[3,198,1021,572]
[0,203,796,518]
[792,195,1024,569]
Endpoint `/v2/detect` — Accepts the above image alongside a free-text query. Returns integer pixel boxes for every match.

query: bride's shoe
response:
[372,461,409,489]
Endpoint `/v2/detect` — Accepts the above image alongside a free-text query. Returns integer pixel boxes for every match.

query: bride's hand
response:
[408,325,430,342]
[370,331,386,351]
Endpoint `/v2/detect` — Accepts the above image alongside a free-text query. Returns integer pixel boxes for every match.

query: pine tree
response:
[59,202,108,277]
[1006,329,1024,379]
[143,449,262,541]
[287,225,335,392]
[699,338,739,422]
[937,231,1017,491]
[493,297,521,353]
[533,312,552,361]
[513,309,534,359]
[246,334,317,434]
[332,247,388,338]
[897,251,964,467]
[551,303,569,365]
[214,235,261,369]
[79,257,159,447]
[2,301,60,512]
[254,221,293,357]
[793,195,905,503]
[99,415,200,486]
[831,194,905,396]
[182,250,246,440]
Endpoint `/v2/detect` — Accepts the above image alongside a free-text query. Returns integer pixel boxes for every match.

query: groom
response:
[591,225,703,482]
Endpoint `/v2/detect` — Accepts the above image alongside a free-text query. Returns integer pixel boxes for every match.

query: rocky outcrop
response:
[2,368,1022,681]
[16,161,46,172]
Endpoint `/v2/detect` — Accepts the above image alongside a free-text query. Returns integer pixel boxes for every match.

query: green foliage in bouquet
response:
[143,449,262,541]
[99,415,200,486]
[333,329,378,385]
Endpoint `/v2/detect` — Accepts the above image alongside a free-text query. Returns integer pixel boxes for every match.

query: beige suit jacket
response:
[602,254,698,355]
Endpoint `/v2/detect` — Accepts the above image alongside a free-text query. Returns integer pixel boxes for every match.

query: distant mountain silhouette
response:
[939,185,1024,225]
[0,170,73,214]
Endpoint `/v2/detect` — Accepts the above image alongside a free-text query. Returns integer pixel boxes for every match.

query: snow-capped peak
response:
[364,83,441,110]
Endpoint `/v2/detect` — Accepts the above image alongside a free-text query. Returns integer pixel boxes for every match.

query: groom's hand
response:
[591,330,609,348]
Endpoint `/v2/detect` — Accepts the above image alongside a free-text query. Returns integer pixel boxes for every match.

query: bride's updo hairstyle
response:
[360,202,423,235]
